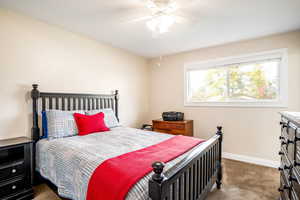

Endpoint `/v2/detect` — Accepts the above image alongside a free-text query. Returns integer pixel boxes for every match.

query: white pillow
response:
[46,110,84,140]
[85,109,120,128]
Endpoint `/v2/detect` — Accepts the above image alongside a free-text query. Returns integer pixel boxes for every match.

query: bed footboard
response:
[149,126,223,200]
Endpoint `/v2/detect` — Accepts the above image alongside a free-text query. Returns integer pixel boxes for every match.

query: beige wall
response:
[0,9,149,139]
[1,8,300,163]
[148,31,300,162]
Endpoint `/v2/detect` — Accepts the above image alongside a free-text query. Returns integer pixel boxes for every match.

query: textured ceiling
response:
[1,0,300,58]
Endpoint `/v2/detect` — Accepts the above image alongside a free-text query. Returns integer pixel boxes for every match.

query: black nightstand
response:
[0,137,34,200]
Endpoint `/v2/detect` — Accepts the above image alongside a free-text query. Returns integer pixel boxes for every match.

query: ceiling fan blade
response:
[123,15,154,24]
[173,15,188,23]
[175,0,201,9]
[172,10,201,24]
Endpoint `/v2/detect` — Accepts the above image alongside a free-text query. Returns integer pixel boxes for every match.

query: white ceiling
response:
[1,0,300,58]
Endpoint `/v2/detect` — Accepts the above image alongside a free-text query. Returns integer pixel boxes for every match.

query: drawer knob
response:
[283,185,291,190]
[287,139,294,144]
[278,167,283,171]
[278,185,291,191]
[11,185,17,190]
[278,151,284,155]
[279,136,284,140]
[295,137,300,142]
[294,161,300,166]
[289,176,298,183]
[280,121,288,128]
[281,141,287,146]
[284,165,292,170]
[11,169,16,173]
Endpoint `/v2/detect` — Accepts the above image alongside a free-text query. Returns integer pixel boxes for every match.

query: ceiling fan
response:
[129,0,189,35]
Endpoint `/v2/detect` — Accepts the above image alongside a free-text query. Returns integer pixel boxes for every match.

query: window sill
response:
[184,101,288,108]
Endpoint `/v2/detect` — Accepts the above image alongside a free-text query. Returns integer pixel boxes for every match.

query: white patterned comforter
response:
[36,127,202,200]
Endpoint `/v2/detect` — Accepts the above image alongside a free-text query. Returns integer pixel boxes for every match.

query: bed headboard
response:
[31,84,119,142]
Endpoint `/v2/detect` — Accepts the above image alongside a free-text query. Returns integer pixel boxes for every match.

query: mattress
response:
[36,127,202,200]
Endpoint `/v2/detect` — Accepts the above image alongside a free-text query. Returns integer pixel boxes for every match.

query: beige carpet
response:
[206,159,279,200]
[33,159,279,200]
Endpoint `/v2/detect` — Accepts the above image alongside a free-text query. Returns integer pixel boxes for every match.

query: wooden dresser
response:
[279,112,300,200]
[0,137,34,200]
[152,119,193,136]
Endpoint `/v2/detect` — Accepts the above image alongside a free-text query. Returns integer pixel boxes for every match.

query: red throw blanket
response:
[86,135,204,200]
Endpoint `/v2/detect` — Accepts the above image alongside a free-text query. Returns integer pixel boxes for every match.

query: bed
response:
[31,84,223,200]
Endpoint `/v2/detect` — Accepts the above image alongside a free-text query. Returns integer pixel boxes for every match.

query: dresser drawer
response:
[280,130,296,163]
[281,169,291,188]
[295,135,300,174]
[281,149,293,171]
[0,178,26,197]
[153,122,185,130]
[280,172,291,200]
[281,123,296,160]
[291,188,299,200]
[281,120,289,140]
[291,170,300,199]
[0,161,25,181]
[280,188,290,200]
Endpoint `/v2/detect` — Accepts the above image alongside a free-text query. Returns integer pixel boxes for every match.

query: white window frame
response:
[184,49,288,107]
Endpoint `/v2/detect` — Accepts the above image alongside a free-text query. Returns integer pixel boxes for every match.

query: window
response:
[184,49,288,107]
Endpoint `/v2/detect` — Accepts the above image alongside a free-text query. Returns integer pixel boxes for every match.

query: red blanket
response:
[86,135,204,200]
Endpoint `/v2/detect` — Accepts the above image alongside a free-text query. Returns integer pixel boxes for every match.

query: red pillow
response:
[74,112,110,136]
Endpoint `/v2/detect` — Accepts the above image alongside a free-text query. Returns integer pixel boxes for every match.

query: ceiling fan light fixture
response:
[147,0,178,13]
[165,2,178,13]
[146,0,157,10]
[146,14,175,34]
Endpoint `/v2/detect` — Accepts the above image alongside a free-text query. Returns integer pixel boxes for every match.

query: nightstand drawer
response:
[153,122,185,130]
[0,161,25,181]
[152,119,193,136]
[154,128,186,135]
[0,137,33,200]
[0,178,26,197]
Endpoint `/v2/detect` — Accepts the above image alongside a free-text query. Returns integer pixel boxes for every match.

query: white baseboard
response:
[222,152,280,168]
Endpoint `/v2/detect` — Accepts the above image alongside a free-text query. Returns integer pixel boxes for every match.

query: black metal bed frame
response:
[31,84,223,200]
